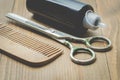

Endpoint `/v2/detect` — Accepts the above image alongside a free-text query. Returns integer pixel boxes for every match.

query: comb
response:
[0,26,63,67]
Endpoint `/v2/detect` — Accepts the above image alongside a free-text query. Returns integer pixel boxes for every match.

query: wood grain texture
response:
[0,0,120,80]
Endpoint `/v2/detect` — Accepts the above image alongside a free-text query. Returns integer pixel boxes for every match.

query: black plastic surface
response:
[26,0,94,36]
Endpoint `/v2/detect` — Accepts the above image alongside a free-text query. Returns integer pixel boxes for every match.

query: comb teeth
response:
[0,26,62,57]
[0,26,12,36]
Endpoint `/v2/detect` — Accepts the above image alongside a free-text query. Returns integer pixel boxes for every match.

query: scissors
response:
[6,13,112,65]
[45,30,112,65]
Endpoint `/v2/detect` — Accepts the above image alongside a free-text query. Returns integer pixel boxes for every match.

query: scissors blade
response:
[53,38,66,44]
[6,13,75,39]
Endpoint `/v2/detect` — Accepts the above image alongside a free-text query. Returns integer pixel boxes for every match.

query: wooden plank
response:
[0,0,120,80]
[96,0,120,80]
[0,0,15,23]
[0,0,15,80]
[12,0,33,19]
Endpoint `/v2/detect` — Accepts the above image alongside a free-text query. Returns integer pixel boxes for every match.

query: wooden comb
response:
[0,26,63,67]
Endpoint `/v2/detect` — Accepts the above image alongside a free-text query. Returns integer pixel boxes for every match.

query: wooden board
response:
[0,0,119,80]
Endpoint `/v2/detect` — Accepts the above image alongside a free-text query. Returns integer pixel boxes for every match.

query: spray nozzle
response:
[83,10,106,30]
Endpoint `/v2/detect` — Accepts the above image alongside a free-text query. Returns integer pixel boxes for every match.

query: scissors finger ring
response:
[86,36,112,52]
[70,47,96,65]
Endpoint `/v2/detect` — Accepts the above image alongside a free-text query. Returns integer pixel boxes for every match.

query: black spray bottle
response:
[26,0,105,36]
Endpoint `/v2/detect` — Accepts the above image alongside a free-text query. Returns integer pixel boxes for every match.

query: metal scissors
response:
[6,13,112,65]
[44,29,112,65]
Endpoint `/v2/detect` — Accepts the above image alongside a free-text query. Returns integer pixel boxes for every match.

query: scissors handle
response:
[86,36,112,52]
[70,47,96,65]
[65,41,96,65]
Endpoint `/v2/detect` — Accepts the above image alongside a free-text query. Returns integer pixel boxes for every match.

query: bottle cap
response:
[83,10,106,30]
